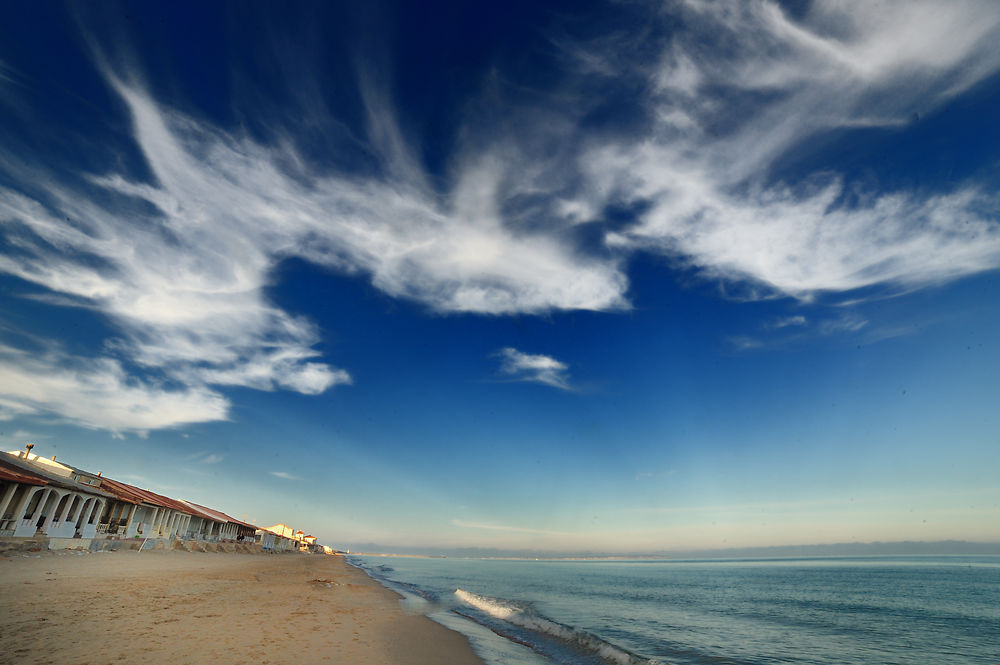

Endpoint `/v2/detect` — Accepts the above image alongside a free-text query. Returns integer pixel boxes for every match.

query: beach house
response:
[94,476,194,540]
[0,458,49,537]
[258,523,301,551]
[179,500,230,542]
[179,500,257,542]
[1,449,114,543]
[1,449,194,543]
[262,523,296,539]
[2,446,328,554]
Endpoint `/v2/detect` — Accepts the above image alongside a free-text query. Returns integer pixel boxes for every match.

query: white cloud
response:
[269,471,300,480]
[109,79,626,317]
[731,311,869,350]
[589,0,1000,298]
[817,313,869,335]
[727,335,765,352]
[1,2,999,433]
[0,344,228,435]
[494,347,572,390]
[770,315,807,330]
[0,70,626,431]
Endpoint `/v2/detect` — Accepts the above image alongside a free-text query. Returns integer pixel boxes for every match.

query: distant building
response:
[257,523,299,551]
[262,523,296,539]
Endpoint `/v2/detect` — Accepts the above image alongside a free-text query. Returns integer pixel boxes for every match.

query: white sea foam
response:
[454,588,521,619]
[454,588,661,665]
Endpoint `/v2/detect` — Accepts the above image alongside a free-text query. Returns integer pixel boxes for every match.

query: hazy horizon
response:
[342,539,1000,559]
[1,1,998,551]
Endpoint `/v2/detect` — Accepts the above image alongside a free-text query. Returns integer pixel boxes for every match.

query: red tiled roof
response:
[181,501,257,530]
[215,509,258,530]
[226,517,258,530]
[97,477,192,513]
[179,500,229,523]
[0,459,49,486]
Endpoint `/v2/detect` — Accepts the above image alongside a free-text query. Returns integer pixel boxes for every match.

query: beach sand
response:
[0,550,484,665]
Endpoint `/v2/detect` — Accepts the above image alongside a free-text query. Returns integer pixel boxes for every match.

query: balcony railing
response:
[96,523,128,536]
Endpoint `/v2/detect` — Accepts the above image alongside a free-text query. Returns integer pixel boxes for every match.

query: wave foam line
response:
[455,589,662,665]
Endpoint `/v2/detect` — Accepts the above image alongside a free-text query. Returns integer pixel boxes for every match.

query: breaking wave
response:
[455,589,661,665]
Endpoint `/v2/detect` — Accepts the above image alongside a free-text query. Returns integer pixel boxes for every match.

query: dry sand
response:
[0,550,484,665]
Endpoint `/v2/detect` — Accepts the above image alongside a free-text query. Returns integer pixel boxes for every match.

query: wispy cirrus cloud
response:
[588,0,1000,298]
[494,347,573,390]
[1,1,999,435]
[728,311,870,351]
[769,316,807,330]
[0,343,227,436]
[185,451,224,465]
[0,65,623,432]
[269,471,301,480]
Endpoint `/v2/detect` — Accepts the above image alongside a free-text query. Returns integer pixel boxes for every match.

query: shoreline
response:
[0,550,485,665]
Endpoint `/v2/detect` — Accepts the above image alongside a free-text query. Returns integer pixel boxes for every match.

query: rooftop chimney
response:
[51,455,56,461]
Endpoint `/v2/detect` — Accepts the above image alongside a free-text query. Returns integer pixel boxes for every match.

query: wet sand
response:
[0,550,484,665]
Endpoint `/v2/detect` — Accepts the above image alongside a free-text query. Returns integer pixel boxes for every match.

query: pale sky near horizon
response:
[1,1,998,553]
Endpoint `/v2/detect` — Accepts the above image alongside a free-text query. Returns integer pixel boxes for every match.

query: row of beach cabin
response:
[0,446,322,553]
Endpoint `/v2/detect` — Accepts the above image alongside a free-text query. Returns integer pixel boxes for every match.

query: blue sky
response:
[0,1,998,553]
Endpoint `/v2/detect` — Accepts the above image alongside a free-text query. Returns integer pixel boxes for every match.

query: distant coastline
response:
[343,539,1000,560]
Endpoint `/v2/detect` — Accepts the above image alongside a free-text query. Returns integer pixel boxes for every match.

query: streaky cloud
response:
[2,1,1000,435]
[494,347,573,390]
[580,0,1000,298]
[769,315,807,330]
[0,343,228,435]
[0,61,625,430]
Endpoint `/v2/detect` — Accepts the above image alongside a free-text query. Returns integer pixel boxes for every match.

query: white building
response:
[1,450,113,541]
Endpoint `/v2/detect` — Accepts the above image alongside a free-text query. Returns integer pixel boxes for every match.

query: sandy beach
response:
[0,550,484,665]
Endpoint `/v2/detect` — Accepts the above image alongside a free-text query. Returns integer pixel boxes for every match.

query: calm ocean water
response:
[348,555,1000,665]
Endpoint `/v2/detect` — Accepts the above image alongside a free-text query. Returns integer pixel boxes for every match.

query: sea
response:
[347,555,1000,665]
